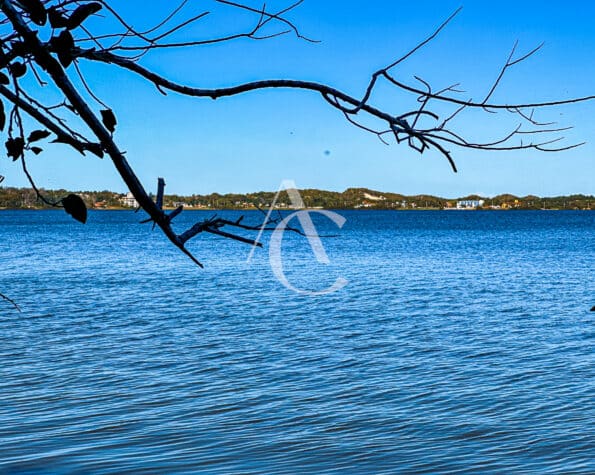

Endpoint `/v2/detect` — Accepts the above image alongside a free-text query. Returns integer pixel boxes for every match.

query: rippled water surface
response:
[0,210,593,474]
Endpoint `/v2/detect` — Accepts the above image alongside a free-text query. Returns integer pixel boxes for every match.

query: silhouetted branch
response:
[76,32,593,172]
[343,6,463,115]
[0,85,101,155]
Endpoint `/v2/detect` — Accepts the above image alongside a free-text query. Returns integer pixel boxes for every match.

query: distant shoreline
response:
[1,186,593,211]
[1,207,592,212]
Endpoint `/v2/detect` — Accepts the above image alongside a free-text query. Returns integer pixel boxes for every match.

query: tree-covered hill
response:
[0,186,593,210]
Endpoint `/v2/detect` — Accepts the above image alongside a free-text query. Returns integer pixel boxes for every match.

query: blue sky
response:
[3,0,594,197]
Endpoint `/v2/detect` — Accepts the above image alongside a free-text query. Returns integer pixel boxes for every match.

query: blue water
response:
[0,210,593,474]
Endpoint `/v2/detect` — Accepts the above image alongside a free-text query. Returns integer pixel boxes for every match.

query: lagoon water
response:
[0,209,593,474]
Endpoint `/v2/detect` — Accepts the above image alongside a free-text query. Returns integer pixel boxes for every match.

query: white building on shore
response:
[121,192,138,208]
[456,199,485,209]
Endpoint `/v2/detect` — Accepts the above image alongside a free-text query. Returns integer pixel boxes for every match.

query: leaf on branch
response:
[30,146,43,155]
[66,3,102,30]
[27,130,51,143]
[0,72,10,85]
[5,137,25,161]
[48,7,69,29]
[49,30,75,68]
[100,109,116,133]
[62,194,87,224]
[8,62,27,78]
[18,0,47,26]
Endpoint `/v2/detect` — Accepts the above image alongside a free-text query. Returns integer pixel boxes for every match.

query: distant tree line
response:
[1,187,593,210]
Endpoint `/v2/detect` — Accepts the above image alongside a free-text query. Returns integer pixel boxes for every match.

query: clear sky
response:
[3,0,594,197]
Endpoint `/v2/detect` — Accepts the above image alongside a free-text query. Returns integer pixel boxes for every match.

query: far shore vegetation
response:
[0,186,593,211]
